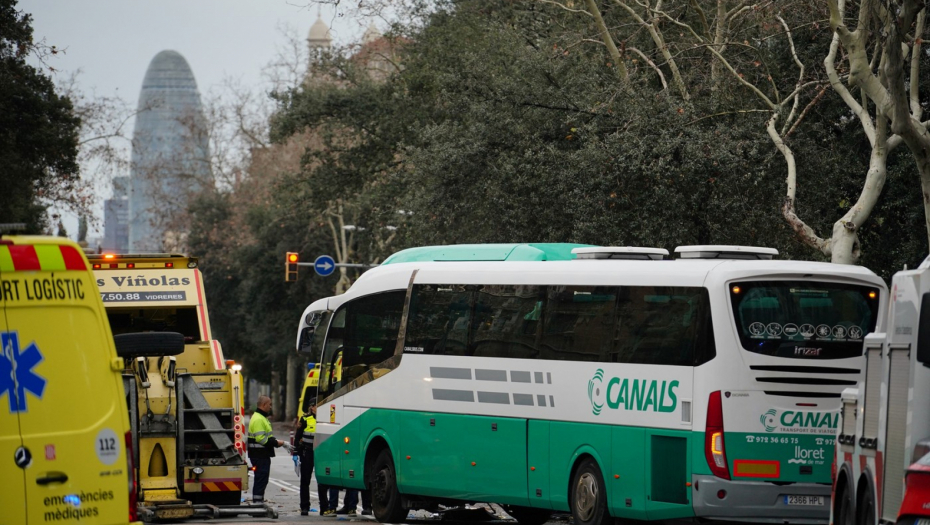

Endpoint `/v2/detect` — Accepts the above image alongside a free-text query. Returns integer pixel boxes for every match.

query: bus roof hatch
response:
[571,247,669,260]
[674,245,778,260]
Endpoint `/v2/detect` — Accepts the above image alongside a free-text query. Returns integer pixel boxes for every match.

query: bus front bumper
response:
[691,475,829,524]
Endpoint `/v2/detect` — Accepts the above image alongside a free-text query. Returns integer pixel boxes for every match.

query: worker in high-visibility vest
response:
[248,395,286,504]
[294,397,319,515]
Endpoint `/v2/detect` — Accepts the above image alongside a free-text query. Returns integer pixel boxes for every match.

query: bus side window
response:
[539,286,615,362]
[472,285,542,359]
[406,285,473,356]
[613,287,710,366]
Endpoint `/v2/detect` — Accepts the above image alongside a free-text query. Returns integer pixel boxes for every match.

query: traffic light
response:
[285,252,299,282]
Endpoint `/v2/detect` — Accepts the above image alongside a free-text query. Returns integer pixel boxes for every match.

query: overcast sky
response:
[19,0,366,239]
[21,1,362,98]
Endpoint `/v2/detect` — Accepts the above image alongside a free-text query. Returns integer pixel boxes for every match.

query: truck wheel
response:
[371,448,406,523]
[571,458,608,525]
[114,332,185,357]
[856,484,874,525]
[501,505,551,525]
[835,481,854,525]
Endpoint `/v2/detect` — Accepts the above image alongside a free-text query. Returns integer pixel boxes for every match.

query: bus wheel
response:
[501,505,551,525]
[571,458,608,525]
[371,449,406,523]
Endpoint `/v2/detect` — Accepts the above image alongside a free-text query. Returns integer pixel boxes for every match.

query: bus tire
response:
[501,505,551,525]
[571,458,608,525]
[371,448,406,523]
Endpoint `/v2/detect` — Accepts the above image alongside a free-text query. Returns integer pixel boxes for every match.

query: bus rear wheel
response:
[571,458,608,525]
[371,448,406,523]
[501,505,551,525]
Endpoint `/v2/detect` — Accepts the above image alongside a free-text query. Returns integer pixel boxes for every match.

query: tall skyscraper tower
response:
[102,176,129,253]
[129,50,212,252]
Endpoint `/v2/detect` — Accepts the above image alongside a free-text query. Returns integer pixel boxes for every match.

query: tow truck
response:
[90,253,276,521]
[832,256,930,525]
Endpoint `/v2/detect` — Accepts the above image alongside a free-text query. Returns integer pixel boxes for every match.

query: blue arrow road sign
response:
[314,255,336,276]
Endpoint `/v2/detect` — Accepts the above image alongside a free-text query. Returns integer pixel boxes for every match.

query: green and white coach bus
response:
[299,244,886,525]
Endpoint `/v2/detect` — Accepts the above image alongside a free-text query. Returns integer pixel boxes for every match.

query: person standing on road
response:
[336,488,372,516]
[248,395,286,504]
[294,397,317,516]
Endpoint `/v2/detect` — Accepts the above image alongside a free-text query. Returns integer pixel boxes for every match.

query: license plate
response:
[155,507,195,519]
[784,495,824,506]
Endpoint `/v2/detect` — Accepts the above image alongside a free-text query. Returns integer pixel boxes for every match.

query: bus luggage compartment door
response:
[398,412,528,504]
[645,430,691,520]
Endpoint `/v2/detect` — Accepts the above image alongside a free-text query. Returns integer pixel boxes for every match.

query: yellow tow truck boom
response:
[91,253,275,521]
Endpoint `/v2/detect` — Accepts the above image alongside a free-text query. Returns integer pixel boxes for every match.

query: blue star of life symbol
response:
[1,331,47,413]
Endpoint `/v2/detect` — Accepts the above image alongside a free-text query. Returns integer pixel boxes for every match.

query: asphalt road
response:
[196,447,542,525]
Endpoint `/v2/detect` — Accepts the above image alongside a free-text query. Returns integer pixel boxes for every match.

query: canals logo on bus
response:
[760,409,839,433]
[588,368,679,416]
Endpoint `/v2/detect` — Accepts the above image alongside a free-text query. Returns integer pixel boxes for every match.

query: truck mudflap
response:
[137,500,278,521]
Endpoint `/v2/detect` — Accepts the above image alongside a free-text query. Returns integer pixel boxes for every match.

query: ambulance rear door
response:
[0,241,27,525]
[7,241,131,524]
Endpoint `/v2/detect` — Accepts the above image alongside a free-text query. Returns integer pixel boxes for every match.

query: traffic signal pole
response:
[283,252,377,282]
[285,252,299,281]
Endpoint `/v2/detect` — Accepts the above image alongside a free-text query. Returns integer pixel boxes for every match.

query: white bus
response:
[299,244,886,524]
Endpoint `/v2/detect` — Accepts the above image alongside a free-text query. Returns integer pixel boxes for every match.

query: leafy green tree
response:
[0,0,80,232]
[188,168,337,382]
[266,0,925,279]
[394,3,813,253]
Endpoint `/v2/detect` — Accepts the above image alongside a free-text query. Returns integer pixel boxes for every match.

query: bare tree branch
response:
[778,15,805,135]
[627,46,667,90]
[537,0,592,16]
[911,8,926,120]
[583,0,629,81]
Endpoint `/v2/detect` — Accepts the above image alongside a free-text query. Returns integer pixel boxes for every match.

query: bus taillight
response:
[705,390,730,480]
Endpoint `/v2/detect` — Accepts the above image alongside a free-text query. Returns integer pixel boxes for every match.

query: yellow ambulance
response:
[0,236,140,525]
[296,363,322,421]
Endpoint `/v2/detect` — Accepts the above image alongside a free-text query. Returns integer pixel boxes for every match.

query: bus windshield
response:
[729,280,880,359]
